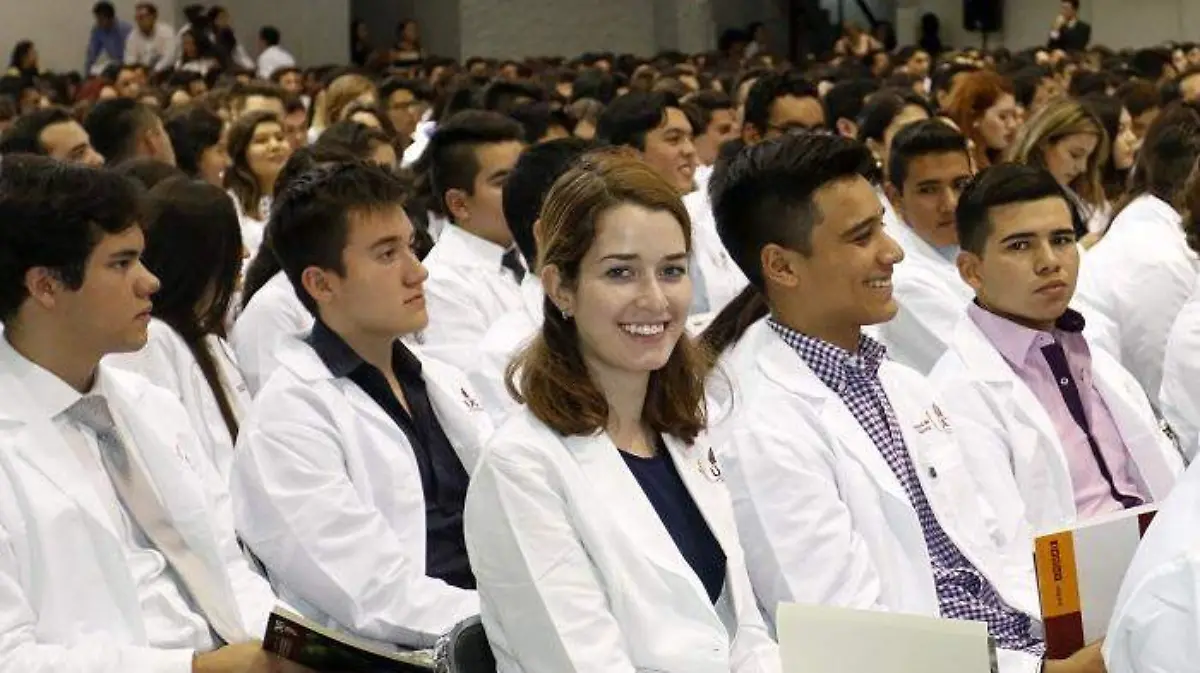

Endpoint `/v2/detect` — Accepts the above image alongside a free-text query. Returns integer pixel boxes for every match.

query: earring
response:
[560,307,572,320]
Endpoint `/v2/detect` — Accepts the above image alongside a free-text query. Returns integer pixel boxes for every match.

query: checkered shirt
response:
[768,319,1044,656]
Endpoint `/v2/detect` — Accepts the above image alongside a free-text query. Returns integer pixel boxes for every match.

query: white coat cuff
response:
[997,647,1042,673]
[149,647,196,673]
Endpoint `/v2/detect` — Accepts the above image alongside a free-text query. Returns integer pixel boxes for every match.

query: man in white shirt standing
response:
[0,154,304,672]
[418,110,526,370]
[125,2,176,73]
[256,26,295,81]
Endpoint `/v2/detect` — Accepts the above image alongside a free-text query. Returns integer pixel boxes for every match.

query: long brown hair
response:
[224,110,279,220]
[506,150,707,443]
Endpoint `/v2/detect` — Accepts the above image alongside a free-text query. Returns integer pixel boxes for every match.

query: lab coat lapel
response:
[756,332,911,505]
[423,361,489,472]
[563,432,716,609]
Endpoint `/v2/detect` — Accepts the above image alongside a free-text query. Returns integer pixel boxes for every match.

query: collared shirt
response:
[968,304,1146,518]
[86,21,132,74]
[305,320,475,589]
[125,21,176,71]
[2,337,215,652]
[256,44,296,80]
[766,319,1043,656]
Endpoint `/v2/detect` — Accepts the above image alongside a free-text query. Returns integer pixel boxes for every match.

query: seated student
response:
[224,110,292,261]
[418,110,526,368]
[699,135,1104,673]
[230,161,488,649]
[0,155,295,672]
[1105,457,1200,673]
[468,137,595,425]
[930,164,1183,534]
[1161,172,1200,462]
[83,97,176,166]
[0,106,105,165]
[464,150,780,673]
[106,177,251,483]
[232,145,369,395]
[876,120,977,373]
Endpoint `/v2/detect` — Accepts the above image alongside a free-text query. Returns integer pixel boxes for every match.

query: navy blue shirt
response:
[620,444,727,604]
[306,320,475,590]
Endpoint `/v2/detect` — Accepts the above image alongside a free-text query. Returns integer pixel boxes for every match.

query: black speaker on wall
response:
[963,0,1003,33]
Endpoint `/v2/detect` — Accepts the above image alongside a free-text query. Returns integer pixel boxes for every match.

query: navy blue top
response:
[620,445,727,604]
[306,320,475,590]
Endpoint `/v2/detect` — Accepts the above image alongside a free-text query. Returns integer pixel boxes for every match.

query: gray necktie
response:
[66,394,242,643]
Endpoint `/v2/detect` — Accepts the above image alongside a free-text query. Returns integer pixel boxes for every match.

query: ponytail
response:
[698,284,770,371]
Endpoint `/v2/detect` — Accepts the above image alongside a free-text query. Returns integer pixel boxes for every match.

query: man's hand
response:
[1053,13,1067,30]
[1044,641,1106,673]
[192,642,319,673]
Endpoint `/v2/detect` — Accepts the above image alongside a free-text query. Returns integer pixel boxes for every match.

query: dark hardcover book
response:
[263,607,437,673]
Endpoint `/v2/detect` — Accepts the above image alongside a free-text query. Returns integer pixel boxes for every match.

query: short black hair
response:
[135,2,158,16]
[1117,79,1162,117]
[1069,70,1114,98]
[956,164,1069,255]
[1010,66,1054,109]
[259,26,282,46]
[856,89,932,144]
[932,62,980,97]
[1130,48,1172,81]
[1064,0,1080,8]
[270,161,410,315]
[380,77,433,104]
[887,119,970,188]
[742,72,820,136]
[0,154,142,321]
[84,98,158,164]
[508,101,572,143]
[571,68,617,104]
[502,138,596,263]
[824,78,881,130]
[93,1,115,19]
[710,133,877,287]
[113,157,185,189]
[165,104,223,177]
[231,81,285,112]
[427,110,525,220]
[481,79,545,114]
[314,120,392,157]
[0,106,74,156]
[596,91,680,151]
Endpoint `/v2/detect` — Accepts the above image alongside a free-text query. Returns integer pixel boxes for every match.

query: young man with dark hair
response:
[230,81,287,119]
[380,77,434,146]
[1048,0,1091,52]
[467,137,595,422]
[125,1,175,73]
[706,135,1104,673]
[687,90,739,169]
[114,63,144,99]
[824,78,881,139]
[596,90,697,195]
[281,96,309,150]
[84,97,175,165]
[740,71,826,143]
[256,25,295,80]
[0,106,105,165]
[418,110,526,368]
[86,0,131,75]
[1011,66,1063,118]
[930,163,1181,535]
[0,154,300,673]
[1116,79,1162,141]
[231,160,488,650]
[876,119,977,373]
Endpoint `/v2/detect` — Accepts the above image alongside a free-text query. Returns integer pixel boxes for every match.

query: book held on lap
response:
[263,607,436,672]
[1033,503,1158,659]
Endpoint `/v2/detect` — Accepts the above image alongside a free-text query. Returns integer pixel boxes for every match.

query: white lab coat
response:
[0,342,278,673]
[229,192,268,263]
[683,188,750,316]
[418,225,525,371]
[230,334,491,649]
[1073,194,1200,406]
[464,409,781,673]
[466,276,543,427]
[714,319,1041,673]
[876,220,974,374]
[256,44,295,80]
[106,318,251,483]
[230,272,312,396]
[929,313,1184,536]
[1160,277,1200,462]
[1104,459,1200,673]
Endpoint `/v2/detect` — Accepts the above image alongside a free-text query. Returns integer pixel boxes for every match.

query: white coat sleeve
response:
[463,444,640,673]
[720,413,889,625]
[881,276,965,375]
[1110,256,1195,401]
[0,503,193,673]
[230,388,477,648]
[230,300,300,397]
[1104,560,1200,673]
[107,328,184,400]
[420,275,490,355]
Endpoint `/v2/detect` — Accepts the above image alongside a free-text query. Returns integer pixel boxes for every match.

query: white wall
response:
[1,0,177,73]
[222,0,350,67]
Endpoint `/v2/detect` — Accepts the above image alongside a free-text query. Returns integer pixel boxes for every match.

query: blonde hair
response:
[311,73,377,133]
[1006,97,1110,208]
